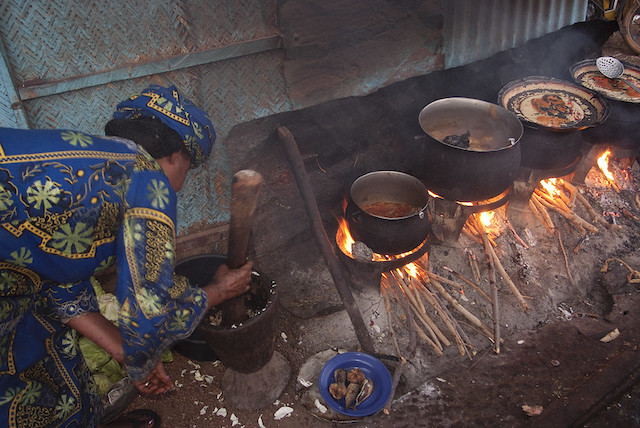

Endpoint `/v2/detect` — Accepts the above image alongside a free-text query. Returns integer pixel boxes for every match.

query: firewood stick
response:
[380,281,403,359]
[465,249,482,285]
[393,273,448,348]
[575,189,610,227]
[531,194,556,231]
[426,276,495,341]
[534,189,572,215]
[485,240,530,311]
[422,279,476,358]
[412,278,466,356]
[417,257,482,354]
[505,217,529,249]
[468,218,498,247]
[535,193,599,234]
[380,277,416,416]
[563,181,608,226]
[529,198,553,232]
[387,274,443,349]
[556,229,576,287]
[560,179,578,206]
[404,277,452,348]
[410,304,445,350]
[412,318,444,356]
[386,274,443,353]
[636,192,640,211]
[462,226,483,245]
[473,215,501,353]
[465,217,481,236]
[433,267,492,304]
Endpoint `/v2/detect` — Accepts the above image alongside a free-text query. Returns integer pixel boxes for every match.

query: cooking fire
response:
[335,144,638,363]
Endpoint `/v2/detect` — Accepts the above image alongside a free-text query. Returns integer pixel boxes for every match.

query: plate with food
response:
[318,352,392,417]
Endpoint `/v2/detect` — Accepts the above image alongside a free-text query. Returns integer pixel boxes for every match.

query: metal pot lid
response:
[498,76,610,130]
[571,59,640,104]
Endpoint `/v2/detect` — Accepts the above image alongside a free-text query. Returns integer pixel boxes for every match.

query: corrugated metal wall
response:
[0,0,590,235]
[443,0,589,69]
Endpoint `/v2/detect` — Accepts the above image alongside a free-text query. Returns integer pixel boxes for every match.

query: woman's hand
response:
[133,361,174,394]
[202,261,253,309]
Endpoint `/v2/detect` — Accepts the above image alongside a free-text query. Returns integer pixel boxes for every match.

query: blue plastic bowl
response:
[318,352,393,417]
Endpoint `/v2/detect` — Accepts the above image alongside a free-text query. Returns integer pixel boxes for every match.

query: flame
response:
[405,262,419,278]
[336,216,420,261]
[479,211,494,227]
[336,217,355,257]
[597,149,616,183]
[540,178,560,196]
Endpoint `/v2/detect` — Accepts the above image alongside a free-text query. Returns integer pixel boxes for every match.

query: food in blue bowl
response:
[319,352,392,417]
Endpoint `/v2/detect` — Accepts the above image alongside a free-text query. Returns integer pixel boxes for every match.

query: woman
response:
[0,85,252,427]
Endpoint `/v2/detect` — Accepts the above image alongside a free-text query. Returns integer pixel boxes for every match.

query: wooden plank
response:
[18,35,282,101]
[0,37,29,128]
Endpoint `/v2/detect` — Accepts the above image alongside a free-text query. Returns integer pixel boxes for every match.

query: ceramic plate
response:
[318,352,392,417]
[498,76,609,130]
[571,59,640,103]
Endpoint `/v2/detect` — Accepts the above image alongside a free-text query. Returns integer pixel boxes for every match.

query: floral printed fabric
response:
[113,84,216,168]
[0,127,207,427]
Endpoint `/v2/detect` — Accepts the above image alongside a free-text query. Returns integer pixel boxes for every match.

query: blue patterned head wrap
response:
[113,85,215,168]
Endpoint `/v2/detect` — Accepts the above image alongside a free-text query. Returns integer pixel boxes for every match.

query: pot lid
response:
[571,59,640,104]
[498,76,610,130]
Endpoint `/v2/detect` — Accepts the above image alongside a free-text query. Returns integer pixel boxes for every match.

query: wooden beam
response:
[18,35,282,101]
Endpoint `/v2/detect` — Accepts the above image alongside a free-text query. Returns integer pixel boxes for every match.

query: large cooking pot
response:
[498,76,610,170]
[417,97,523,202]
[346,171,430,255]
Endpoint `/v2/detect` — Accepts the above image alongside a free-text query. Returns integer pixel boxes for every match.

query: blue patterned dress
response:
[0,127,208,427]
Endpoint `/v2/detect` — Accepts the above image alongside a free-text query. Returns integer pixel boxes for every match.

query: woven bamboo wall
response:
[0,0,287,234]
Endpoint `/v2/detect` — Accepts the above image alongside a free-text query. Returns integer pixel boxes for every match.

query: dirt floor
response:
[114,25,640,428]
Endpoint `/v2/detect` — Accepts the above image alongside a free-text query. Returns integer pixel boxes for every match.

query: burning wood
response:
[596,149,621,193]
[531,178,601,235]
[379,254,502,359]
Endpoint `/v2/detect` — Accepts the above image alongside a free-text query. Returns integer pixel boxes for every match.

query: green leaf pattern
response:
[147,179,169,210]
[51,223,94,255]
[26,180,61,210]
[61,131,93,148]
[10,248,33,266]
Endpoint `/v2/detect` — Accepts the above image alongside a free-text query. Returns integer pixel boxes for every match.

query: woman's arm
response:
[202,261,253,310]
[67,312,173,394]
[67,312,124,363]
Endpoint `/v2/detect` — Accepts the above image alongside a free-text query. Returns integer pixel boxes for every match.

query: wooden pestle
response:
[220,169,263,326]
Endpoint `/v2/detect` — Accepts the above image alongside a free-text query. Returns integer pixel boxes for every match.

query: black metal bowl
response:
[172,255,226,362]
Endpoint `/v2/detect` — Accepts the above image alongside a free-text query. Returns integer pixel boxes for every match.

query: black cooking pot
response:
[417,98,523,202]
[519,126,582,170]
[581,99,640,151]
[346,171,430,255]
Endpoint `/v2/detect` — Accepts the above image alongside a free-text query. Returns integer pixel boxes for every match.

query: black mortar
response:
[174,254,279,374]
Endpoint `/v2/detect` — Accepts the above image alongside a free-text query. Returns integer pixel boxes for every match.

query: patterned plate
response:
[498,76,610,130]
[571,59,640,104]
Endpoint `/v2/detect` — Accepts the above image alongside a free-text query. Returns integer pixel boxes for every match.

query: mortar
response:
[175,254,290,409]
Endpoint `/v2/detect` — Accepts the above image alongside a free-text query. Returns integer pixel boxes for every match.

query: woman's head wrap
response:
[113,85,215,168]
